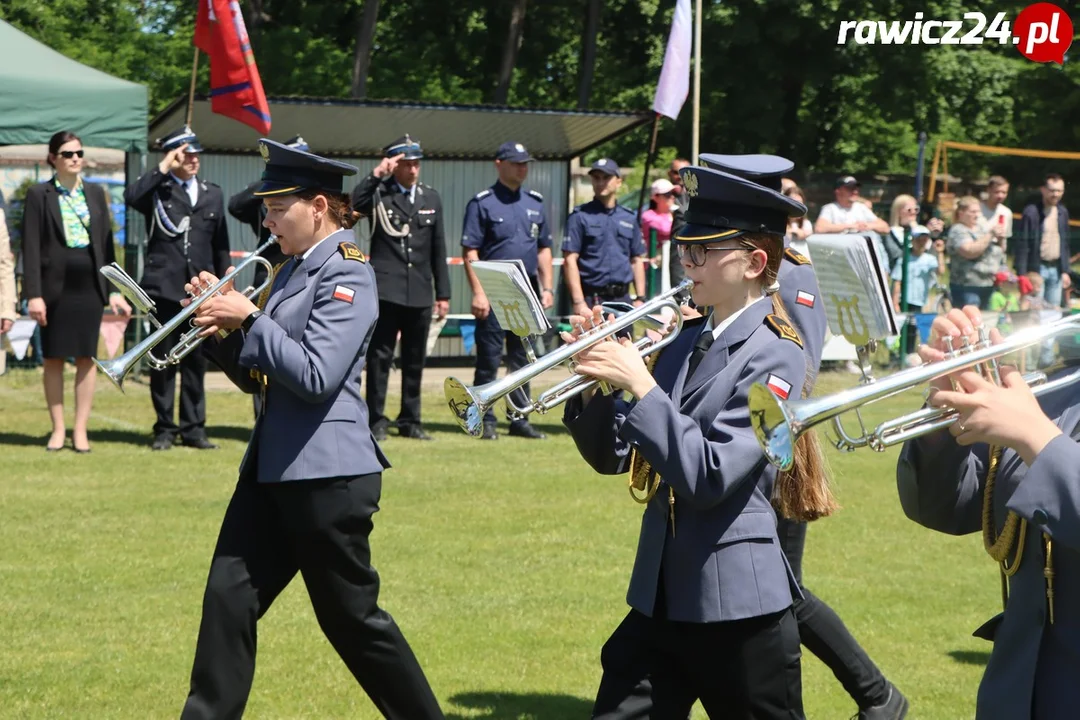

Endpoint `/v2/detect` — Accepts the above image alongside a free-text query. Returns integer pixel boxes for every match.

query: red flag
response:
[193,0,271,134]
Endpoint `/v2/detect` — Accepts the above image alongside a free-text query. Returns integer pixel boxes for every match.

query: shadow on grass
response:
[948,649,991,666]
[406,420,571,438]
[446,691,593,720]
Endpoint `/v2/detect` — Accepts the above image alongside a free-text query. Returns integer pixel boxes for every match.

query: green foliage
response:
[3,0,1078,183]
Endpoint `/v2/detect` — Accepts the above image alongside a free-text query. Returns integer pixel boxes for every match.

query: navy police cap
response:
[589,158,621,178]
[495,141,533,163]
[675,163,806,242]
[384,134,423,160]
[699,153,792,193]
[158,126,203,154]
[253,139,358,197]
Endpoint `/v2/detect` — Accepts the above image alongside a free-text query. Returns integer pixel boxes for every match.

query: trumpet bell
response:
[94,356,129,393]
[749,383,798,472]
[445,377,485,436]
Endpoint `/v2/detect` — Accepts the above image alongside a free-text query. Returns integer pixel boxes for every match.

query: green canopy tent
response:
[0,20,147,151]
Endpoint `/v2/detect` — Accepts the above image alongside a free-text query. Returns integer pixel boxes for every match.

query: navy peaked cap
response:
[589,158,621,178]
[675,163,807,242]
[384,134,423,160]
[253,139,358,197]
[158,126,203,154]
[698,153,793,193]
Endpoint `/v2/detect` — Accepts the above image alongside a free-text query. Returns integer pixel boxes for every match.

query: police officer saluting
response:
[351,135,450,441]
[125,126,229,450]
[563,158,646,315]
[462,141,553,440]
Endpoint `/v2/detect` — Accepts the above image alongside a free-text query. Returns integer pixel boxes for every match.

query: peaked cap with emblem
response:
[676,154,807,243]
[158,125,203,154]
[384,134,423,160]
[253,139,358,197]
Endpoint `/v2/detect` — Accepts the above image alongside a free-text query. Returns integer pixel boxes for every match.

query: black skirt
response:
[41,246,104,359]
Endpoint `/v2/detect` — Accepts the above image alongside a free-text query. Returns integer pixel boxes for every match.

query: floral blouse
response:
[53,177,91,249]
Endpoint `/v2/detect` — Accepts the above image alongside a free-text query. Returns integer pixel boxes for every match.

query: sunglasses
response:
[59,150,85,159]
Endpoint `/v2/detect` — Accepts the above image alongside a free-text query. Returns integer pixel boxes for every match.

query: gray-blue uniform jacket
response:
[778,244,827,386]
[209,228,390,482]
[564,299,806,622]
[897,405,1080,719]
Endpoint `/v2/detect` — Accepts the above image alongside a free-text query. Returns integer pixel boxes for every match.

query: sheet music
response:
[470,260,551,337]
[805,233,898,345]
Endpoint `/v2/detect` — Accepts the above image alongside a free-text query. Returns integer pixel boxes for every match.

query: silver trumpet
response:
[94,236,279,391]
[445,278,695,436]
[749,313,1080,470]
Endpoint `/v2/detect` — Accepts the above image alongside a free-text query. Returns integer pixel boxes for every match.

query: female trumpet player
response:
[177,140,443,720]
[897,305,1080,720]
[563,162,835,719]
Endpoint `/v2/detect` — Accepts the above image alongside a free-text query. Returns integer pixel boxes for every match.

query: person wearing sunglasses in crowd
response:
[563,159,836,719]
[20,131,131,452]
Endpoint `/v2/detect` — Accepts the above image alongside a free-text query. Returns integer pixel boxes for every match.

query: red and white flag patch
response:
[795,290,815,308]
[332,285,355,304]
[765,373,792,400]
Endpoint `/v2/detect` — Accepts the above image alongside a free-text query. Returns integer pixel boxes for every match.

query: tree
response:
[492,0,528,104]
[350,0,380,98]
[577,0,603,109]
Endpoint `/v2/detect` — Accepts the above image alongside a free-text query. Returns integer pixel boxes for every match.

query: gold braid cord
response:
[981,444,1054,623]
[628,350,663,505]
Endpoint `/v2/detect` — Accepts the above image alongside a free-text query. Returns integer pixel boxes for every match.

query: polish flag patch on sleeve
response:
[332,285,355,304]
[795,290,815,308]
[765,373,792,400]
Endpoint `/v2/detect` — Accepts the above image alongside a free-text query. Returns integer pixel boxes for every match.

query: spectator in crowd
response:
[891,225,939,313]
[946,195,1005,309]
[1015,173,1071,309]
[0,204,15,376]
[989,270,1022,312]
[20,130,131,452]
[814,176,890,235]
[667,157,691,214]
[886,194,945,273]
[125,126,230,451]
[640,177,679,289]
[783,184,813,256]
[981,175,1013,253]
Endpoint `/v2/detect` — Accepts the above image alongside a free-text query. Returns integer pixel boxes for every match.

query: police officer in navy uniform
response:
[228,135,309,289]
[462,141,553,440]
[228,134,309,419]
[182,139,443,720]
[125,126,229,451]
[351,135,450,441]
[563,158,647,316]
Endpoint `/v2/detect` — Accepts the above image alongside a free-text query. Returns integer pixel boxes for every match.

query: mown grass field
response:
[0,366,996,719]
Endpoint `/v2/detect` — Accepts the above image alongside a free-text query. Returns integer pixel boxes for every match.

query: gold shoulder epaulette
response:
[766,314,803,348]
[338,242,367,262]
[784,247,811,266]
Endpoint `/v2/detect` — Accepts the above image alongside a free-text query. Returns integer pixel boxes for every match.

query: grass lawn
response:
[0,366,995,719]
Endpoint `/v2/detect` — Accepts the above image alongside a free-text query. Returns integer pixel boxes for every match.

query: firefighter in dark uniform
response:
[228,135,309,419]
[462,141,553,440]
[563,158,647,316]
[124,126,229,450]
[350,135,450,441]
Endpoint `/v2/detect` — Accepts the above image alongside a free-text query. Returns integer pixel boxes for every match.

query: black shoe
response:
[480,423,498,440]
[151,434,174,451]
[856,684,908,720]
[399,425,434,441]
[508,422,546,440]
[372,424,389,441]
[180,436,219,450]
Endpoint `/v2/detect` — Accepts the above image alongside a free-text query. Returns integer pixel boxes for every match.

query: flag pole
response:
[637,113,662,224]
[691,0,702,164]
[185,48,200,129]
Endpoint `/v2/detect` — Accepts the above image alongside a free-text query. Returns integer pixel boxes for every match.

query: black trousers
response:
[148,298,208,440]
[591,608,804,719]
[366,300,433,430]
[181,473,443,720]
[777,517,889,709]
[473,310,532,426]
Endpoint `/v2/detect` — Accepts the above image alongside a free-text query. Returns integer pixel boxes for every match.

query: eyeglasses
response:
[676,243,742,267]
[59,150,84,159]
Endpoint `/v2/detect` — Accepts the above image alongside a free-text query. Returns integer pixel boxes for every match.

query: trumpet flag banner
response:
[652,0,692,120]
[193,0,271,134]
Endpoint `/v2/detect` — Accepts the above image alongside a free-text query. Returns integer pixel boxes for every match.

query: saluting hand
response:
[373,154,400,179]
[158,143,189,175]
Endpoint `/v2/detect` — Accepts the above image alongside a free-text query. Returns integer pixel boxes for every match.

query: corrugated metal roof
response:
[148,95,651,159]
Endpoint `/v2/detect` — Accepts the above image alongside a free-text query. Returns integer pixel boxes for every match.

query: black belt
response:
[583,282,629,297]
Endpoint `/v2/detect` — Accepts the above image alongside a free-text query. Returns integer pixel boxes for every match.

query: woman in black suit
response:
[21,131,131,452]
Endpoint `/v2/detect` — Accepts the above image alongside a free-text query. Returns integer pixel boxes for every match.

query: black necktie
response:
[686,330,715,380]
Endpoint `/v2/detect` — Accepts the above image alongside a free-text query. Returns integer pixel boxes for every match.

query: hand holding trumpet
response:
[181,267,257,337]
[561,305,659,400]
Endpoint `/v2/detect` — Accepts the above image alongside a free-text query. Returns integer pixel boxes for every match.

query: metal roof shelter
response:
[148,96,651,159]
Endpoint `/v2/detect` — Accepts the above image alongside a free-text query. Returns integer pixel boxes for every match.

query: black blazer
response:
[20,179,116,305]
[351,173,450,307]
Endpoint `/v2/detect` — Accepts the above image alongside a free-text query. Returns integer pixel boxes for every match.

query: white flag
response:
[652,0,692,120]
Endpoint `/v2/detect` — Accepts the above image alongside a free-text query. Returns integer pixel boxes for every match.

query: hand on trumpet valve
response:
[181,267,235,304]
[569,334,657,401]
[920,306,1002,393]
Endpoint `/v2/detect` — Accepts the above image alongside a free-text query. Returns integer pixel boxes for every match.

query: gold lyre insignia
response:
[496,300,531,337]
[830,294,870,346]
[338,242,367,262]
[765,314,803,349]
[683,171,699,198]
